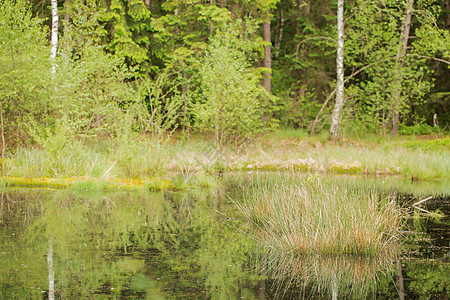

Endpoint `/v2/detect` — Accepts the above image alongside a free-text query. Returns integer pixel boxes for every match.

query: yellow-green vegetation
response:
[237,175,404,256]
[230,131,449,179]
[0,176,171,191]
[1,131,448,191]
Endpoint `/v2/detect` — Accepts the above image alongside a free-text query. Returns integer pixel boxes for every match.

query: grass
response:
[228,133,449,179]
[236,174,404,256]
[1,130,448,191]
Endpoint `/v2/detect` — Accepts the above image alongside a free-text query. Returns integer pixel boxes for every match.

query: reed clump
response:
[238,175,403,256]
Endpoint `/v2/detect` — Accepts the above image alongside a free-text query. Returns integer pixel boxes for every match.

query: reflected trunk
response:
[257,279,266,299]
[397,259,405,300]
[331,273,338,300]
[48,238,55,300]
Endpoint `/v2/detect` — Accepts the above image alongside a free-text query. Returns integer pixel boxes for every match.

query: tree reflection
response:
[0,188,258,299]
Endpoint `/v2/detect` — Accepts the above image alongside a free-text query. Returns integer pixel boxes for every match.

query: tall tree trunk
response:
[262,9,272,94]
[273,11,284,58]
[445,0,450,29]
[209,0,215,35]
[298,0,310,17]
[50,0,59,74]
[391,0,413,135]
[329,0,344,140]
[63,0,70,36]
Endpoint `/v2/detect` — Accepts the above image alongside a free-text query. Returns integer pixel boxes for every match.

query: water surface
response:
[0,174,448,299]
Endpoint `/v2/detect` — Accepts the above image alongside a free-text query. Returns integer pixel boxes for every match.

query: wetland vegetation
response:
[0,0,449,298]
[0,175,448,299]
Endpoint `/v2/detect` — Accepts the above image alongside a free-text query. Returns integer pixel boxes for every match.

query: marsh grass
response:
[2,131,448,191]
[237,175,404,256]
[114,135,173,178]
[232,136,449,179]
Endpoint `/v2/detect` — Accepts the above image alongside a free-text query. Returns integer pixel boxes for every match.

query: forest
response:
[0,0,449,185]
[1,1,449,297]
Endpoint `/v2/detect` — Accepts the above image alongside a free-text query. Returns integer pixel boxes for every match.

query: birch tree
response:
[50,0,58,74]
[329,0,344,140]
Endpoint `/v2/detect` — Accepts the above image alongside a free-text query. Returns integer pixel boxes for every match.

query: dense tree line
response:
[1,0,449,151]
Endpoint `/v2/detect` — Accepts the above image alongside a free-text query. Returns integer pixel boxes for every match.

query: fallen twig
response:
[412,196,433,207]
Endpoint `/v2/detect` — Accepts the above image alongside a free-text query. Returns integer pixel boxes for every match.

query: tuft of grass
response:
[114,134,173,178]
[237,175,404,256]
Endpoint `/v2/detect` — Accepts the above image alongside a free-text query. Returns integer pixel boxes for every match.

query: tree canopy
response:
[0,0,449,150]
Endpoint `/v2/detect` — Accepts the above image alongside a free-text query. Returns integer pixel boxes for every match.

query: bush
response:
[0,0,53,147]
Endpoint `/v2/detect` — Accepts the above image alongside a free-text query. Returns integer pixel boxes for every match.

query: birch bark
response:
[329,0,344,140]
[50,0,59,74]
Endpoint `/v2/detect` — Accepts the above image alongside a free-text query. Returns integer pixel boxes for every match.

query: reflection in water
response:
[0,180,448,299]
[397,259,405,300]
[47,238,54,300]
[258,249,397,299]
[0,188,258,298]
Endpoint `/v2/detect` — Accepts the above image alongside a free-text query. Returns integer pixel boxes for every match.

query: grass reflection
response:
[258,250,397,299]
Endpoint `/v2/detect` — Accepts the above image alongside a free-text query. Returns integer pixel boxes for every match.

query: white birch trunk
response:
[329,0,344,140]
[50,0,59,74]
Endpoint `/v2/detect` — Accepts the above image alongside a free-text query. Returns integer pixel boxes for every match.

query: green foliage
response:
[56,31,136,139]
[407,263,450,299]
[0,0,53,147]
[190,25,271,145]
[343,0,445,133]
[398,124,440,135]
[134,71,186,134]
[99,0,152,74]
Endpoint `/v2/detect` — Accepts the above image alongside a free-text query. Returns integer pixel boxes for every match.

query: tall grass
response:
[3,137,174,180]
[237,175,403,256]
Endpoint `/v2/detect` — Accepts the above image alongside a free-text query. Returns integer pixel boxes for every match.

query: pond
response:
[0,174,448,299]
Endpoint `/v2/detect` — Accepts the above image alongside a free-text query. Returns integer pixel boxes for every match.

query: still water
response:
[0,174,448,299]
